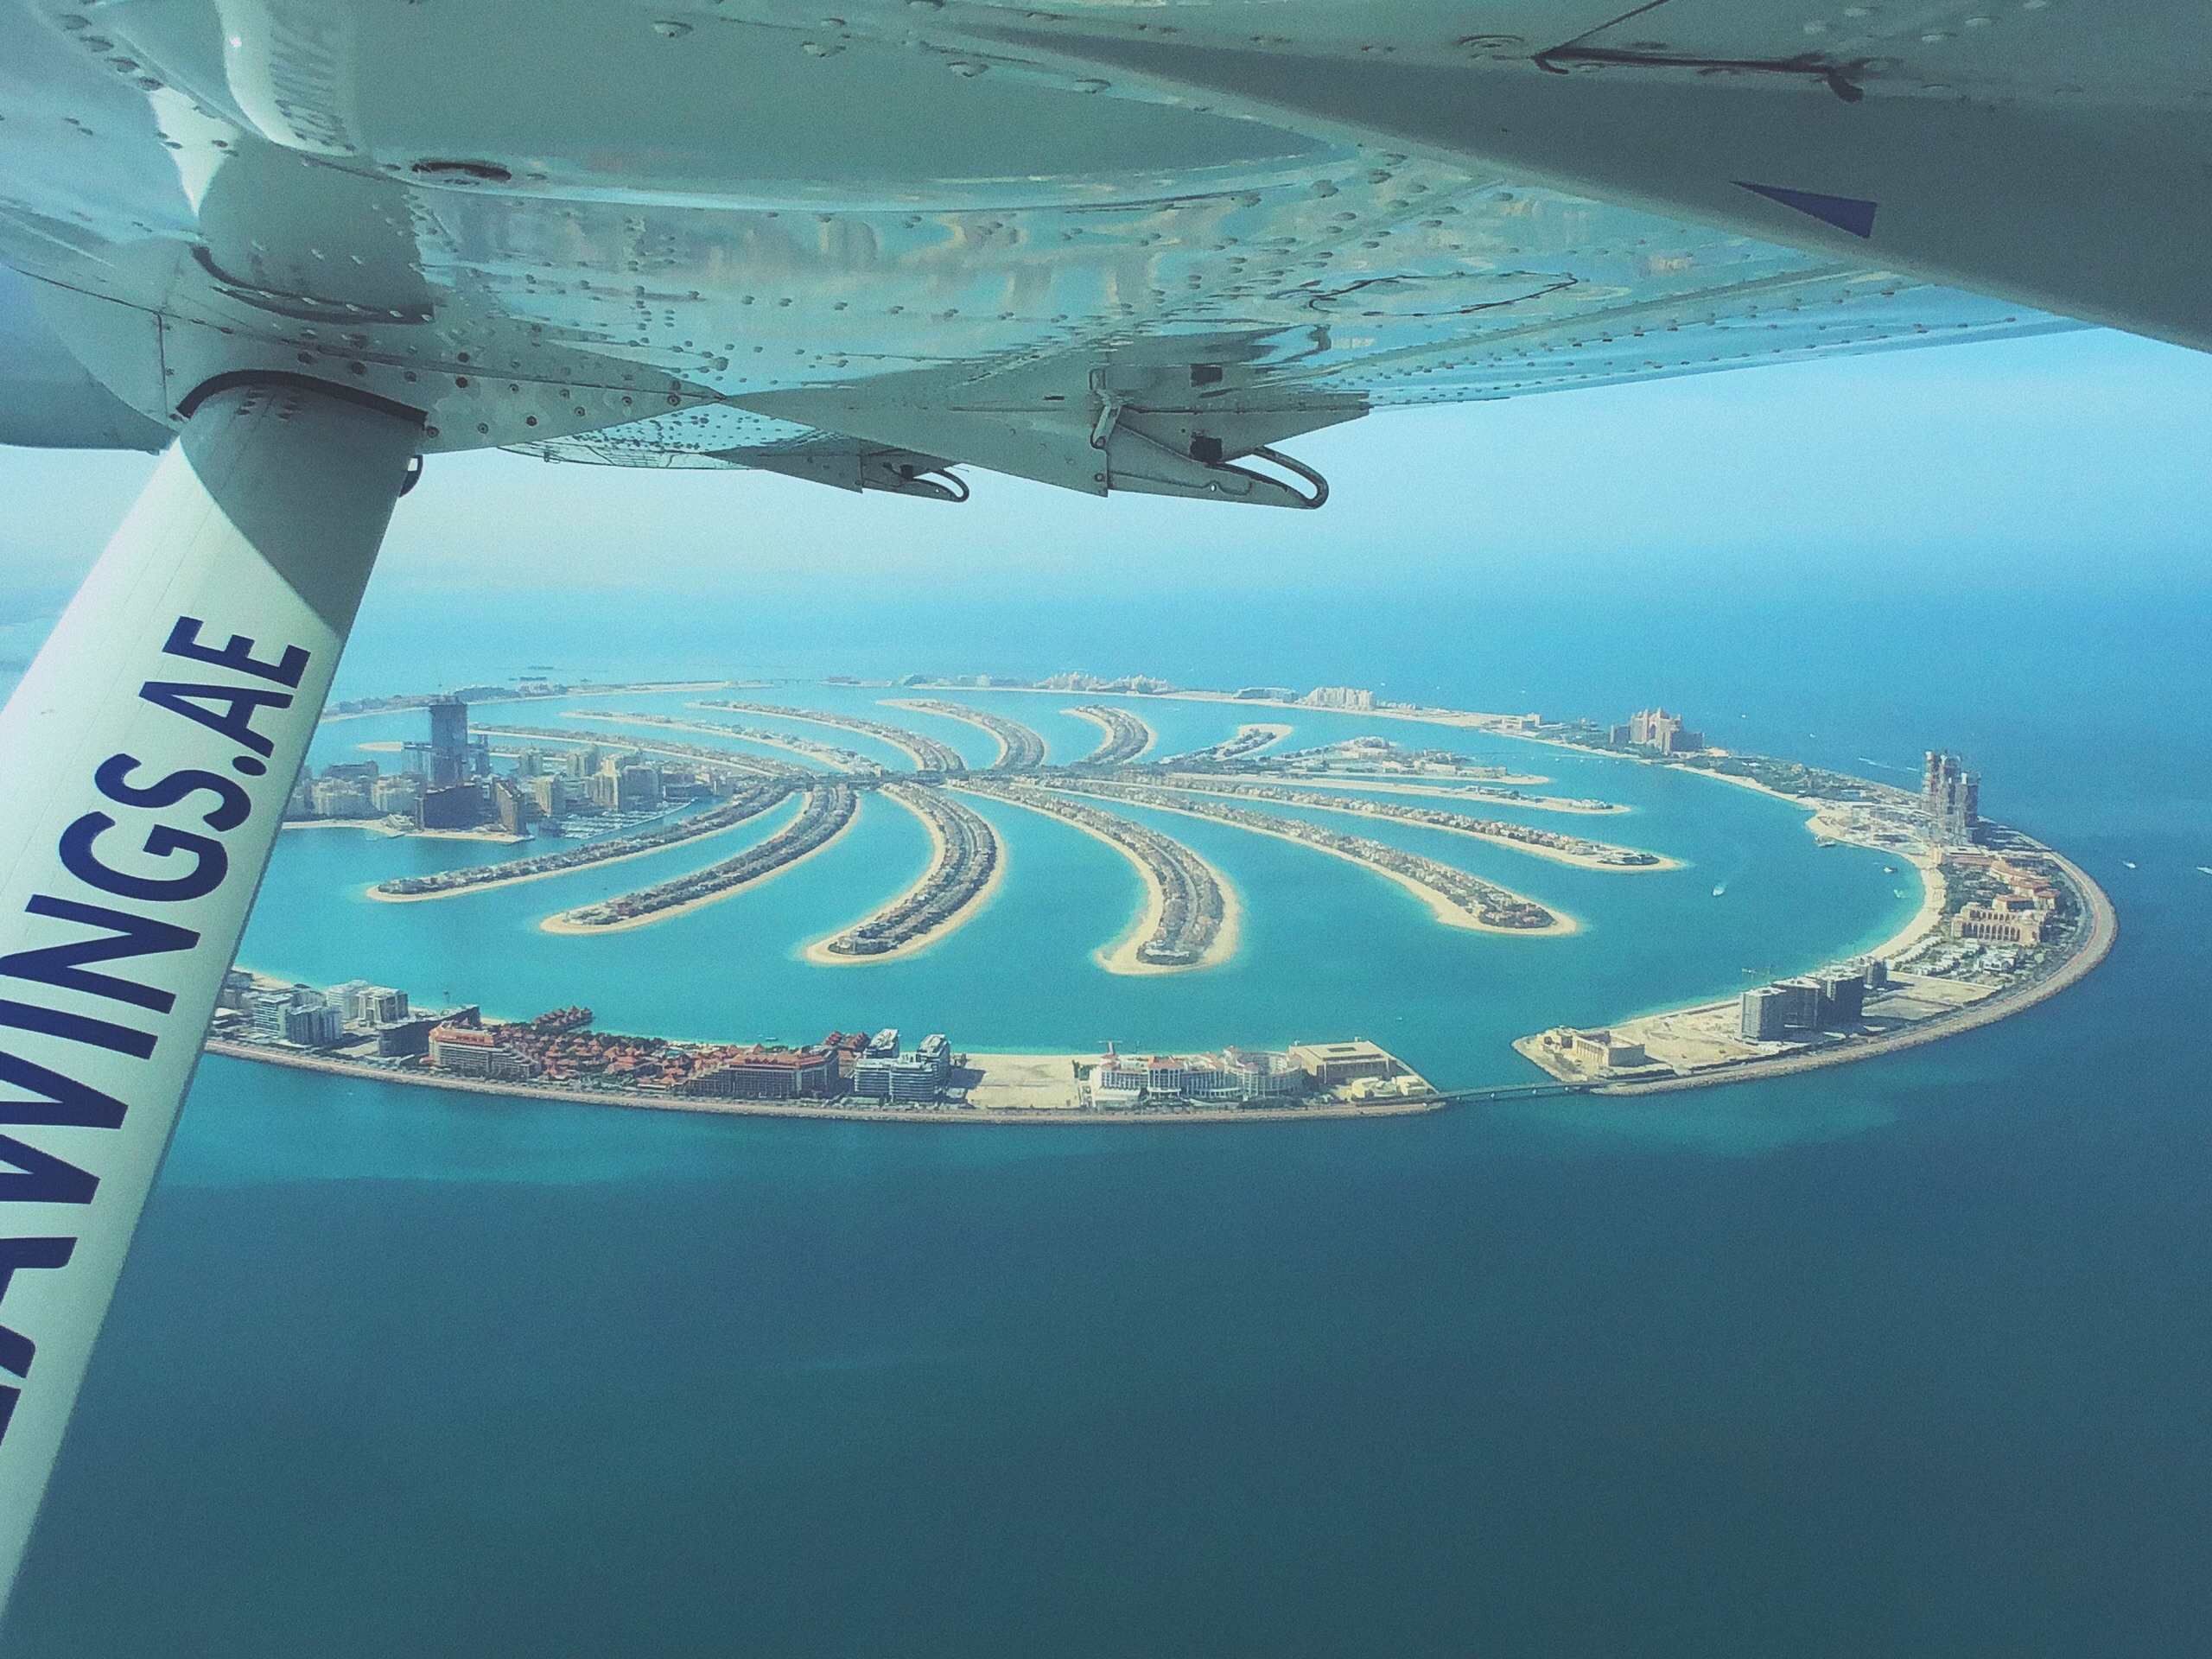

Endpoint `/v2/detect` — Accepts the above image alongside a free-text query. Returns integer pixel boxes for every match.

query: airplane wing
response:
[0,0,2202,1615]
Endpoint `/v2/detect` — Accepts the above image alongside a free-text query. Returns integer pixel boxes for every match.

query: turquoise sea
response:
[2,585,2207,1656]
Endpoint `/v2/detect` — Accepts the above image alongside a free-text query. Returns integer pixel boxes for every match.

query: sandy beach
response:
[564,709,861,771]
[683,699,941,770]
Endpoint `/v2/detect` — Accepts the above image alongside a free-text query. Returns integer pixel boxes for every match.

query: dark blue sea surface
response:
[3,587,2207,1657]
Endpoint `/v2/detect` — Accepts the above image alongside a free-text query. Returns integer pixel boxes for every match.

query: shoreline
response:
[880,698,1020,768]
[800,788,1007,965]
[203,1040,1440,1125]
[958,785,1243,975]
[539,793,861,935]
[1592,849,2114,1096]
[1046,785,1578,938]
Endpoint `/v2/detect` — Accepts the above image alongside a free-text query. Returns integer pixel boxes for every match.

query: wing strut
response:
[0,379,420,1610]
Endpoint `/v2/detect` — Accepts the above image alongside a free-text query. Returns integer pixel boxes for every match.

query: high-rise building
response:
[428,696,471,787]
[1301,686,1376,711]
[309,776,372,818]
[284,767,318,819]
[245,988,296,1034]
[377,1014,442,1058]
[1627,708,1706,753]
[1774,979,1825,1029]
[616,765,663,811]
[283,1002,345,1047]
[1739,987,1791,1040]
[372,773,423,815]
[419,783,488,830]
[1922,751,1981,847]
[529,774,569,818]
[1817,972,1867,1026]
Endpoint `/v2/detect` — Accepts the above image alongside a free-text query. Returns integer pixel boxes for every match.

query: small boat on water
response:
[2124,861,2137,869]
[1883,865,1897,874]
[1712,883,1726,897]
[2198,866,2212,876]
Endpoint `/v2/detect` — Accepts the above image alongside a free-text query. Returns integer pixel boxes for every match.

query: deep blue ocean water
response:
[1,585,2206,1657]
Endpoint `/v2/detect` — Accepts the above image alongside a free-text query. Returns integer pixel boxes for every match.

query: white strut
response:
[0,379,419,1610]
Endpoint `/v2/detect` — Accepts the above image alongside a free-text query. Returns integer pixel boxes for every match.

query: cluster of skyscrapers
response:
[1738,959,1890,1040]
[219,972,434,1055]
[1609,708,1706,754]
[1922,750,1982,847]
[286,696,753,835]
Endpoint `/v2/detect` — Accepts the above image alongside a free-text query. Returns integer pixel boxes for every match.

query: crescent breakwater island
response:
[237,671,2114,1120]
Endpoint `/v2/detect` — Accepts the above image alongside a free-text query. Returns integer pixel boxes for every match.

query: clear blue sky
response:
[3,328,2208,642]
